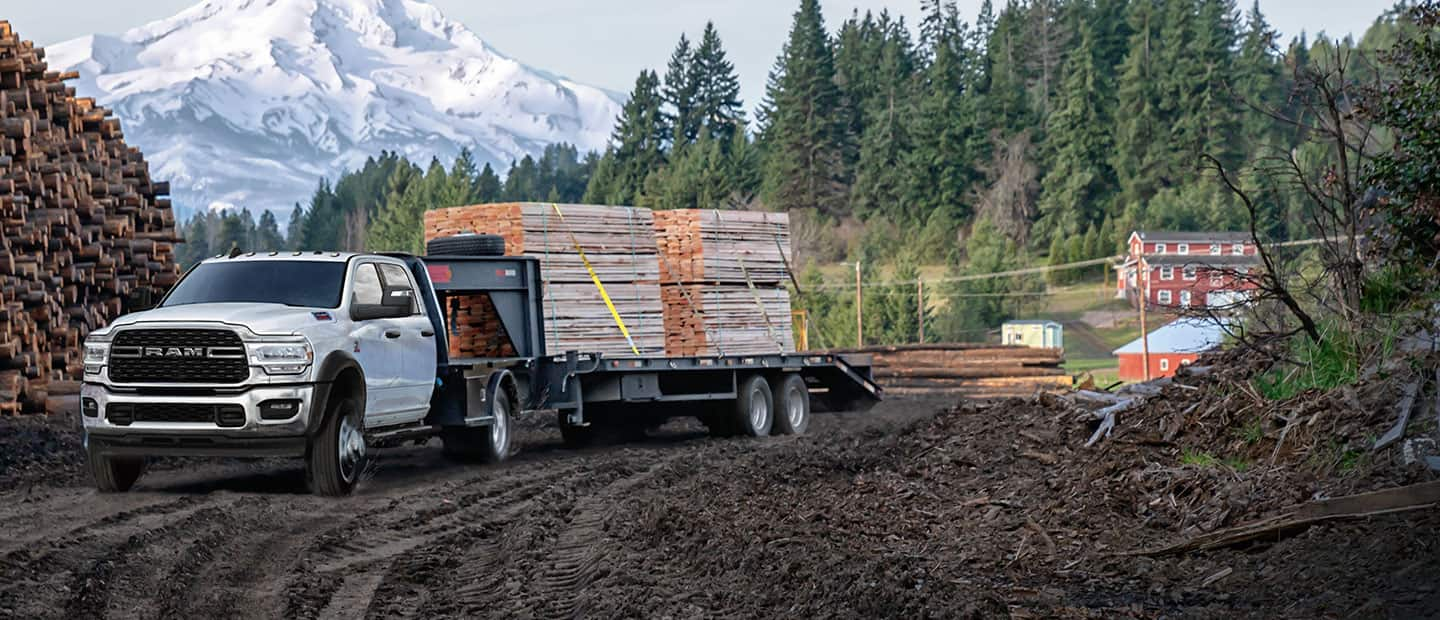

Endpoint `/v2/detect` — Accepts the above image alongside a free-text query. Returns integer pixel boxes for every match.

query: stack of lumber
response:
[423,202,665,356]
[0,22,179,413]
[442,294,517,359]
[653,210,796,356]
[830,344,1071,399]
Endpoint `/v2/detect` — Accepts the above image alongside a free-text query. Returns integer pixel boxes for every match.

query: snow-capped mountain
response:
[48,0,623,218]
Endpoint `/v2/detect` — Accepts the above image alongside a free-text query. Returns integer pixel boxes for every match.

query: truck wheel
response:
[441,387,514,463]
[88,448,145,493]
[771,374,810,436]
[426,233,506,256]
[732,375,774,437]
[307,395,366,496]
[558,411,596,448]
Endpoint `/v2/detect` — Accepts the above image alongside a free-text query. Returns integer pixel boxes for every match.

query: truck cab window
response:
[351,263,383,307]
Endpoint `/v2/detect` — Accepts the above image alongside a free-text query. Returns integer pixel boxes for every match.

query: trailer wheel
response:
[442,387,514,463]
[425,233,506,256]
[307,395,366,496]
[771,374,810,436]
[88,448,145,493]
[732,375,774,437]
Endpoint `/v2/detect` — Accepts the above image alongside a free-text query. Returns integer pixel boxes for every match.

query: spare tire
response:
[426,233,507,256]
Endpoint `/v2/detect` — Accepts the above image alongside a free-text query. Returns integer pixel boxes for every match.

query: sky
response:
[9,0,1393,110]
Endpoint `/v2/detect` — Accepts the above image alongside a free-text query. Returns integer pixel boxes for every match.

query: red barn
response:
[1114,318,1231,381]
[1117,231,1261,309]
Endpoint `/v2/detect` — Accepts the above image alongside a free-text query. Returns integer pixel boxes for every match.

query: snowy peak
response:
[47,0,623,218]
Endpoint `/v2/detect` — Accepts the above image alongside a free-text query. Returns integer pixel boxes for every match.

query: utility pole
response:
[917,277,925,343]
[1139,255,1151,381]
[855,260,863,347]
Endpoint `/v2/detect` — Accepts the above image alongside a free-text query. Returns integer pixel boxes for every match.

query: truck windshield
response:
[162,261,347,308]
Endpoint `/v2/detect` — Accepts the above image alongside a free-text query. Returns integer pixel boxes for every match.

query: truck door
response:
[378,262,438,420]
[348,262,403,421]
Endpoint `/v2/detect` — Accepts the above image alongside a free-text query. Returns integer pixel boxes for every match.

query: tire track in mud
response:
[357,446,690,619]
[285,458,597,618]
[520,456,677,620]
[54,503,243,620]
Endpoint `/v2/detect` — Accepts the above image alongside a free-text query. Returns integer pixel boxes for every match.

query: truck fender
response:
[485,370,520,419]
[306,351,366,437]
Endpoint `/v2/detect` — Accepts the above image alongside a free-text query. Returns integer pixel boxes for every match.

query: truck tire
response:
[732,375,774,437]
[426,233,506,256]
[88,449,145,493]
[771,373,810,435]
[307,395,366,496]
[441,387,514,463]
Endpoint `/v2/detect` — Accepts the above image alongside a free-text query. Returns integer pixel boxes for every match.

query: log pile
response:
[653,210,795,356]
[0,22,179,413]
[830,344,1071,399]
[424,202,665,356]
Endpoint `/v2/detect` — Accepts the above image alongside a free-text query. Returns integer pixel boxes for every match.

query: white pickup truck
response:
[80,241,881,495]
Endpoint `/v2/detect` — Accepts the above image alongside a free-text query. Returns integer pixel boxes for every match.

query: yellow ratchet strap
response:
[550,203,640,355]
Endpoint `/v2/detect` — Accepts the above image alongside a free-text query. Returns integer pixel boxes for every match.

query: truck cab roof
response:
[202,251,365,264]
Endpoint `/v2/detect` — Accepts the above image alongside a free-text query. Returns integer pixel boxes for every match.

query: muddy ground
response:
[0,394,1435,619]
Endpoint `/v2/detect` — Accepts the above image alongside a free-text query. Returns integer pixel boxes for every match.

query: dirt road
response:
[0,397,1435,619]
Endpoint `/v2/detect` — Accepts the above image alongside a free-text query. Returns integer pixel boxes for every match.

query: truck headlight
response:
[249,341,313,375]
[84,342,109,375]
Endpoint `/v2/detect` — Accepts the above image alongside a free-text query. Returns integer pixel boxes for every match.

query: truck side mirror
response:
[351,287,412,321]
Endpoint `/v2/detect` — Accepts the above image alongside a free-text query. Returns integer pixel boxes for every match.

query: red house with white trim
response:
[1116,231,1261,309]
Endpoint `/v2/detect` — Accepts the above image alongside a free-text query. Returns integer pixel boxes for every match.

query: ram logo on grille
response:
[143,346,206,358]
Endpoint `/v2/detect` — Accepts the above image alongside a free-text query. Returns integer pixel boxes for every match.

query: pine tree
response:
[851,16,915,220]
[1234,1,1283,146]
[590,70,669,205]
[475,162,502,202]
[985,1,1035,135]
[692,22,744,146]
[1112,0,1166,217]
[761,0,848,216]
[1187,0,1242,167]
[256,210,284,251]
[662,35,698,147]
[441,148,479,207]
[285,205,306,250]
[1037,19,1116,240]
[906,2,979,232]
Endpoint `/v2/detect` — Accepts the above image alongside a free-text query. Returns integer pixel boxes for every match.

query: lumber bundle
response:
[653,209,796,356]
[652,210,791,284]
[661,285,793,356]
[831,344,1070,399]
[424,203,665,356]
[0,22,179,413]
[442,294,517,359]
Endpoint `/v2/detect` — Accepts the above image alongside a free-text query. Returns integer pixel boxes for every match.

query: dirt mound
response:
[0,415,86,490]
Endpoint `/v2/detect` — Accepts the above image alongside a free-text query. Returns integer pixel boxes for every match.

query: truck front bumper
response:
[80,382,318,458]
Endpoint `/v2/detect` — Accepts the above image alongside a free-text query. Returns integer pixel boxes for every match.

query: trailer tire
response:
[307,395,366,496]
[441,384,514,463]
[771,373,810,435]
[732,375,774,437]
[88,449,145,493]
[426,233,507,257]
